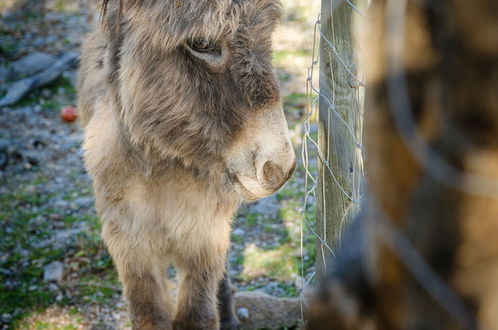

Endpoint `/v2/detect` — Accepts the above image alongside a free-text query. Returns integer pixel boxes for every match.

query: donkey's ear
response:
[101,0,110,16]
[100,0,120,20]
[101,0,144,18]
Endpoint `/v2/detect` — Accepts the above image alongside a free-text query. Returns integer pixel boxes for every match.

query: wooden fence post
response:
[316,0,365,278]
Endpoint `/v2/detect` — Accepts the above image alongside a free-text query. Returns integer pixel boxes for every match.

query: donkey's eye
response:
[187,39,218,53]
[184,39,227,69]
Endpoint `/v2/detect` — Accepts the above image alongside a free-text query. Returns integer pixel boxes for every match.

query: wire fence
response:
[299,0,493,328]
[299,0,366,317]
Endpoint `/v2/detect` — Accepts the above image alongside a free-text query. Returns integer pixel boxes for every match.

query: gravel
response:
[249,194,281,217]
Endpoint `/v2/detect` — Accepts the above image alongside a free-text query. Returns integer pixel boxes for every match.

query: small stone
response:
[72,196,94,208]
[25,185,36,193]
[18,249,30,258]
[236,307,250,321]
[48,283,59,292]
[41,88,51,98]
[54,199,70,209]
[28,285,38,291]
[32,37,45,47]
[232,228,245,236]
[26,155,39,166]
[43,261,64,283]
[293,275,306,292]
[49,213,63,221]
[54,228,80,242]
[45,35,58,44]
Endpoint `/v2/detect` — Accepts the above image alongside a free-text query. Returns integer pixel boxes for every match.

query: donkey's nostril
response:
[261,161,285,191]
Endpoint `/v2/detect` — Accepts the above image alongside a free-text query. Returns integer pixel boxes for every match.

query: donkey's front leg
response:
[174,249,228,330]
[218,267,240,330]
[123,267,174,330]
[107,236,174,330]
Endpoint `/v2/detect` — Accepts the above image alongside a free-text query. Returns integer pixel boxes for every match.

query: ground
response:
[0,0,319,328]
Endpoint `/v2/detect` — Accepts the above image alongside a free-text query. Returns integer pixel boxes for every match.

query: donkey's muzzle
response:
[258,159,296,192]
[225,104,296,201]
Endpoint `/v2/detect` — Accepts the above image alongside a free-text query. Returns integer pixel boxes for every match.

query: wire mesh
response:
[299,0,365,317]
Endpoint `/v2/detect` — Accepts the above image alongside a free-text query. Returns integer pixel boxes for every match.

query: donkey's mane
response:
[101,0,143,17]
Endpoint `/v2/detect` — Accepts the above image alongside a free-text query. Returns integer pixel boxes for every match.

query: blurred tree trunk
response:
[308,0,498,329]
[316,0,366,279]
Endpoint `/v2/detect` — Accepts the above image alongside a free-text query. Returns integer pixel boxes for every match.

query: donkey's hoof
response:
[220,318,240,330]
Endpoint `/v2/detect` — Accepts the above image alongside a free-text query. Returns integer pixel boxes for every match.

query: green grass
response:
[11,91,40,108]
[242,243,297,281]
[0,177,114,324]
[233,254,244,267]
[31,321,80,330]
[231,232,244,244]
[8,75,76,110]
[277,71,292,82]
[77,274,120,305]
[13,307,85,329]
[54,0,68,12]
[273,49,311,65]
[240,195,310,283]
[275,282,298,298]
[284,93,307,110]
[0,201,63,323]
[246,212,261,226]
[41,99,61,111]
[0,40,16,55]
[49,76,76,95]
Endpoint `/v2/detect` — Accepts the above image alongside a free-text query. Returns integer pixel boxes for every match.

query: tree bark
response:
[316,0,366,279]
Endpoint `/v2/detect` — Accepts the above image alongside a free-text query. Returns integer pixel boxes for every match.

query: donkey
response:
[77,0,295,329]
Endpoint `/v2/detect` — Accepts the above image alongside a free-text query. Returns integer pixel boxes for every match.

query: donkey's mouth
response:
[233,182,261,202]
[227,169,274,202]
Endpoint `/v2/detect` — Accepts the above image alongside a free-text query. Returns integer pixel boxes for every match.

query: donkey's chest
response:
[117,175,236,250]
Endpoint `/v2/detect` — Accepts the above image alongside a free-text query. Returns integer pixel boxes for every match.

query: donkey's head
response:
[102,0,295,201]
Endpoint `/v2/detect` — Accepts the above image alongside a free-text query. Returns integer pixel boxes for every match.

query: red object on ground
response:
[60,106,77,122]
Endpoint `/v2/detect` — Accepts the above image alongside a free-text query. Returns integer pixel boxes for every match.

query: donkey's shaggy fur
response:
[78,0,295,329]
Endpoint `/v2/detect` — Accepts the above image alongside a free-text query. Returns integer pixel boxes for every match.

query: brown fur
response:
[78,0,295,329]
